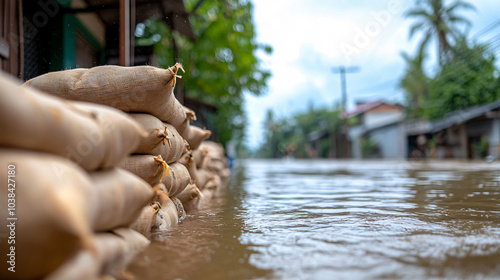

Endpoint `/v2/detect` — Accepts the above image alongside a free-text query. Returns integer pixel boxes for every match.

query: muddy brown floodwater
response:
[128,159,500,280]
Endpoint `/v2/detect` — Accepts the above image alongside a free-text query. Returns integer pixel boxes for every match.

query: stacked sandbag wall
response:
[22,63,215,238]
[0,73,152,280]
[0,63,230,279]
[177,141,232,210]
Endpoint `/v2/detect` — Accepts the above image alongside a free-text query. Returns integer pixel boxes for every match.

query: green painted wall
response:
[51,0,105,70]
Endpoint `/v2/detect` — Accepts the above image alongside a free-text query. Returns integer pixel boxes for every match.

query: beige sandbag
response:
[178,151,199,184]
[23,64,187,128]
[130,202,160,238]
[212,173,223,197]
[193,147,208,169]
[119,154,168,186]
[184,106,196,121]
[164,163,191,197]
[0,73,146,171]
[89,168,155,232]
[196,169,213,190]
[152,184,185,230]
[177,119,212,150]
[44,250,99,280]
[129,113,185,163]
[200,152,213,171]
[0,149,95,280]
[200,180,218,204]
[45,228,149,280]
[176,182,202,213]
[120,155,191,197]
[199,141,226,161]
[219,168,231,189]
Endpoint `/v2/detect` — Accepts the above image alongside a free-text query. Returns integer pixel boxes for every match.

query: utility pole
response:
[332,66,360,158]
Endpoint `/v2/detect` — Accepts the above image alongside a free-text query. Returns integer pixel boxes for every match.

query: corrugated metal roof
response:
[431,99,500,133]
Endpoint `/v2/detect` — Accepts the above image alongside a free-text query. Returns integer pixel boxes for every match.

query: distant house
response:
[343,100,405,158]
[420,100,500,159]
[361,100,500,159]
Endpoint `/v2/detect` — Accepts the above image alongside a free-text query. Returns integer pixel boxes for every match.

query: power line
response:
[472,17,500,40]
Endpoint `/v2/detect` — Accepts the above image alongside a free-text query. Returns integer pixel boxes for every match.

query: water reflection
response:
[129,159,500,280]
[127,165,270,280]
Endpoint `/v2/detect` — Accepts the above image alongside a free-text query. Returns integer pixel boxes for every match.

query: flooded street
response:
[128,159,500,280]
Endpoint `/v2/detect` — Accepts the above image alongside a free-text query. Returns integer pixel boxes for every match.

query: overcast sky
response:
[244,0,500,149]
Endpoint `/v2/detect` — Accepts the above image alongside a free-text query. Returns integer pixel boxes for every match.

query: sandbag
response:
[177,119,211,150]
[23,64,187,128]
[199,141,226,161]
[120,155,191,197]
[193,147,208,169]
[129,113,185,163]
[0,149,152,279]
[176,182,202,213]
[0,149,95,280]
[219,168,231,189]
[200,180,218,204]
[89,168,155,232]
[130,202,160,238]
[184,106,196,121]
[212,173,223,197]
[0,73,146,171]
[178,151,199,185]
[45,228,149,280]
[152,184,185,230]
[196,169,213,190]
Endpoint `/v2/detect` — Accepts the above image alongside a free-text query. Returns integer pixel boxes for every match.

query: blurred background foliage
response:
[135,0,272,149]
[401,0,500,120]
[257,104,343,158]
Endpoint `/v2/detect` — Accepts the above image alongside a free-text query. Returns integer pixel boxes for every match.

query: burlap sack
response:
[130,202,160,238]
[0,73,146,171]
[129,113,185,163]
[178,151,199,185]
[164,162,191,197]
[184,105,196,121]
[196,169,213,190]
[199,141,226,161]
[89,168,155,231]
[23,64,187,128]
[0,149,95,280]
[176,182,202,213]
[212,173,222,197]
[152,184,185,230]
[45,228,149,280]
[192,147,208,169]
[177,119,211,150]
[200,179,217,203]
[219,168,231,189]
[120,155,191,197]
[0,150,152,279]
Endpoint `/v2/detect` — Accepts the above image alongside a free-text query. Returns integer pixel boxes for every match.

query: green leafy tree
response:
[257,105,343,158]
[422,39,500,120]
[406,0,475,65]
[135,0,272,149]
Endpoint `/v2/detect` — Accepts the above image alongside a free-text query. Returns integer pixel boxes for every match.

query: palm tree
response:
[400,48,428,117]
[406,0,475,65]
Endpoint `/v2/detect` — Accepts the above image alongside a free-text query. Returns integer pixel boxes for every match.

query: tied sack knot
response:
[162,126,172,148]
[153,155,170,182]
[168,63,185,88]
